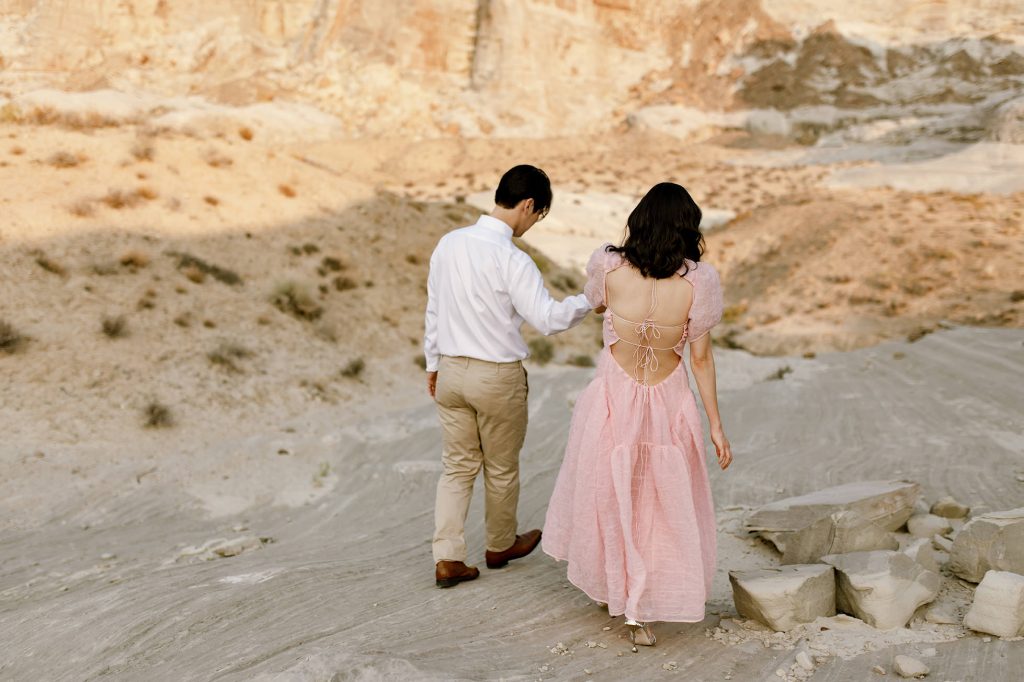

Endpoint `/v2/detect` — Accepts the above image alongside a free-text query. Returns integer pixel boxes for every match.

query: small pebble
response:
[663,661,678,671]
[585,641,597,648]
[796,651,814,670]
[583,670,591,676]
[893,655,929,679]
[872,665,886,675]
[775,669,786,678]
[982,636,991,642]
[100,553,114,560]
[602,626,611,631]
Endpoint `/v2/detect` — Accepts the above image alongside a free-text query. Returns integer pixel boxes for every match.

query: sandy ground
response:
[2,327,1021,681]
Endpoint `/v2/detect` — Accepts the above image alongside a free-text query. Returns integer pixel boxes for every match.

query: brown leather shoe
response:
[485,529,542,569]
[435,560,480,588]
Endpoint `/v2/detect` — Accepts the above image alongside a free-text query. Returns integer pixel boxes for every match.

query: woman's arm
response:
[688,333,733,470]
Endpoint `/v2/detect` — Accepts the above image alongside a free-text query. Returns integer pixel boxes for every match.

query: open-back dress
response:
[542,244,724,623]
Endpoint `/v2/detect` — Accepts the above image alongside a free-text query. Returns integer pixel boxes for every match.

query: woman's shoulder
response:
[679,259,718,279]
[587,243,624,273]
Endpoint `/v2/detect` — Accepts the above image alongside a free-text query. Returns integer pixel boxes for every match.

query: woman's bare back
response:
[605,265,694,386]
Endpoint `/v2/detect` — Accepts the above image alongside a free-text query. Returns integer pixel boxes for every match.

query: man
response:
[424,165,592,588]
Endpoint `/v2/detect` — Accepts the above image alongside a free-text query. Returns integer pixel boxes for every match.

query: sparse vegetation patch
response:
[271,281,323,321]
[528,338,554,365]
[169,251,242,286]
[143,401,173,429]
[0,320,27,354]
[101,315,128,339]
[33,251,67,277]
[207,341,252,373]
[340,358,366,378]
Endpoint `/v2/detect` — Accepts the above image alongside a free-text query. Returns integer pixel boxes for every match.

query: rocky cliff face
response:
[0,0,1021,137]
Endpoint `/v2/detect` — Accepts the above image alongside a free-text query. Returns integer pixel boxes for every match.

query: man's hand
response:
[427,371,438,399]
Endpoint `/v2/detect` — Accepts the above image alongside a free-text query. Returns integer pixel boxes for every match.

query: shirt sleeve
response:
[583,243,613,309]
[507,252,592,336]
[687,262,724,341]
[423,248,441,372]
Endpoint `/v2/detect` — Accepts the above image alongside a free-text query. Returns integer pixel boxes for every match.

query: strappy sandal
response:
[626,619,656,649]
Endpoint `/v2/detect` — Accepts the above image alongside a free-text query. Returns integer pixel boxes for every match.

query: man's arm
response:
[507,254,591,336]
[423,250,441,397]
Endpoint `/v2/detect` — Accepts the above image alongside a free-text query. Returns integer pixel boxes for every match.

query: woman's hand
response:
[711,428,733,470]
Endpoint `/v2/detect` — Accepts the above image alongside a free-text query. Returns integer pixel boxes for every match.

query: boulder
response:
[906,514,953,539]
[900,537,941,573]
[781,511,898,564]
[893,655,929,678]
[822,550,940,630]
[930,496,969,519]
[728,564,836,632]
[963,570,1024,638]
[949,508,1024,582]
[746,480,920,554]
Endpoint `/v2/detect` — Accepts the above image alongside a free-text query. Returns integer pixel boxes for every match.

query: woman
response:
[543,182,733,647]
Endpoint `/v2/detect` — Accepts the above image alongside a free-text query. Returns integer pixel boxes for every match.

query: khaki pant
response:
[433,355,529,563]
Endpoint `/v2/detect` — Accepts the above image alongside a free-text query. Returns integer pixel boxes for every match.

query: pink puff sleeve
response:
[583,243,614,309]
[686,262,723,341]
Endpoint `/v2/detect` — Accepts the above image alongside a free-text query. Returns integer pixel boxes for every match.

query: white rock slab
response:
[893,654,930,678]
[729,564,836,632]
[963,570,1024,638]
[949,508,1024,582]
[823,550,940,630]
[781,511,898,564]
[907,513,953,538]
[746,480,920,553]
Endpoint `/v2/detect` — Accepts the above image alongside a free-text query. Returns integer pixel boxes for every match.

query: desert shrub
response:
[203,149,233,168]
[143,401,173,428]
[182,265,206,284]
[0,320,26,354]
[207,341,252,373]
[301,243,319,254]
[320,256,344,272]
[203,196,220,206]
[271,281,322,321]
[131,141,155,162]
[101,189,143,210]
[101,315,128,338]
[47,151,83,168]
[279,184,297,198]
[567,354,595,368]
[333,276,357,291]
[119,250,150,270]
[136,186,158,201]
[551,273,579,291]
[722,303,748,324]
[340,358,366,378]
[173,313,191,327]
[413,355,427,369]
[528,338,554,365]
[169,252,242,286]
[68,199,94,217]
[238,127,254,141]
[34,252,66,277]
[765,365,792,381]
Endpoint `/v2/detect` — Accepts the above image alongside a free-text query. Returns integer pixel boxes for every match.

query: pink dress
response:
[542,244,724,623]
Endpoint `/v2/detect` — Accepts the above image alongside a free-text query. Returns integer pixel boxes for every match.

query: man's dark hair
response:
[608,182,705,279]
[494,165,552,217]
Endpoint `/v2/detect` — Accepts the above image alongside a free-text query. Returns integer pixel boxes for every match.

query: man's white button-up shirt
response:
[423,215,592,372]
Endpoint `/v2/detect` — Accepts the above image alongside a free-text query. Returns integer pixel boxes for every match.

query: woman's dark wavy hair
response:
[608,182,704,278]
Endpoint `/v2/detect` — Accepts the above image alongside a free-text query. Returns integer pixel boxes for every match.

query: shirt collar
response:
[476,214,514,239]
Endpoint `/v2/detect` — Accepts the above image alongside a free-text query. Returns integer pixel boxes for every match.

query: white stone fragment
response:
[782,511,898,564]
[932,535,953,552]
[746,480,920,554]
[822,550,940,630]
[893,655,929,678]
[899,537,941,573]
[930,496,969,518]
[963,570,1024,638]
[796,650,814,670]
[907,514,953,539]
[729,564,836,631]
[949,508,1024,582]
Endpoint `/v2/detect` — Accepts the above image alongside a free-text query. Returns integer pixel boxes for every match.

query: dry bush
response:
[271,281,323,321]
[68,199,95,218]
[302,243,319,254]
[278,184,297,198]
[340,358,365,379]
[131,140,155,162]
[182,265,206,284]
[101,189,144,210]
[203,148,233,168]
[47,151,84,168]
[143,401,173,429]
[169,252,242,286]
[119,250,150,270]
[568,354,595,368]
[136,186,158,201]
[101,315,128,339]
[9,145,25,156]
[413,355,427,370]
[173,313,191,327]
[765,365,793,381]
[528,338,554,365]
[137,289,157,310]
[333,276,357,291]
[207,341,252,373]
[320,256,345,273]
[551,273,579,292]
[238,127,254,141]
[33,252,66,277]
[203,196,220,206]
[0,320,27,354]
